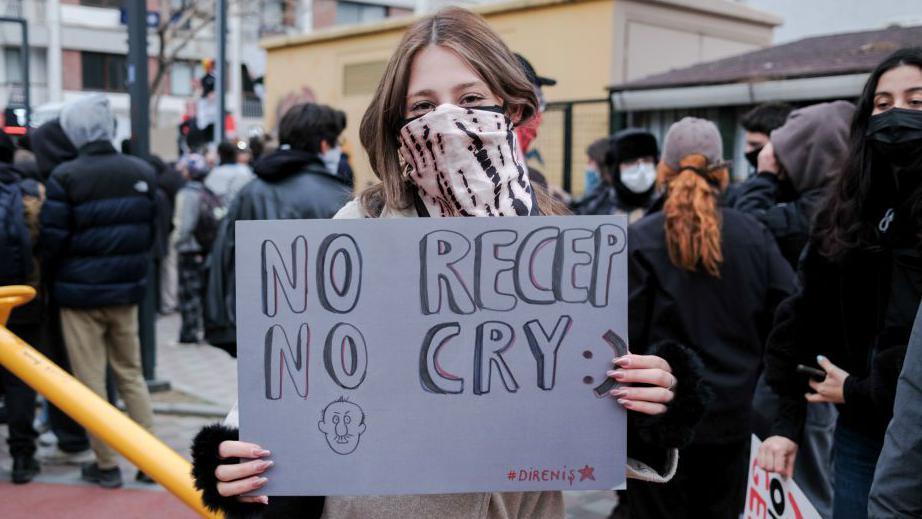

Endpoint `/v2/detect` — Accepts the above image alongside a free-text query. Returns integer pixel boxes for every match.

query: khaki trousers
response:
[60,305,155,469]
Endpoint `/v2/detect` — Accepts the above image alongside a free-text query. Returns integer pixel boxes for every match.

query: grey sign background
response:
[236,215,628,496]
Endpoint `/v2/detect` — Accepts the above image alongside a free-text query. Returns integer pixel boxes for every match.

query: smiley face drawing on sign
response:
[318,397,367,455]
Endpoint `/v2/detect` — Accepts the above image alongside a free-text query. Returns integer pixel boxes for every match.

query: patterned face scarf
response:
[398,104,534,217]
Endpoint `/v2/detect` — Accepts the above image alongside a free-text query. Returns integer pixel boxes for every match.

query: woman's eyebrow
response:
[905,86,922,95]
[407,88,436,99]
[452,81,486,93]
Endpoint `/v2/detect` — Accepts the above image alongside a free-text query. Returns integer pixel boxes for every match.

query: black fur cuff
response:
[191,423,268,518]
[632,340,711,449]
[191,424,326,519]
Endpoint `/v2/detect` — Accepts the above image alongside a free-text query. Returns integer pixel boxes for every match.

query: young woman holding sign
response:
[191,8,707,518]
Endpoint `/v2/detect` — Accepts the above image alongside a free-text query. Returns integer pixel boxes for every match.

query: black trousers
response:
[178,253,205,343]
[627,438,751,519]
[0,323,40,457]
[41,297,92,453]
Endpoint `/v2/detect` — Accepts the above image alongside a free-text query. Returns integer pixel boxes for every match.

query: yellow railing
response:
[0,286,220,518]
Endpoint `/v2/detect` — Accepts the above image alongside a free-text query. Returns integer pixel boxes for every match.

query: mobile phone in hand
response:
[796,364,826,381]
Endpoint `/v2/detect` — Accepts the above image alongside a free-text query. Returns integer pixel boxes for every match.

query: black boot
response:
[12,455,40,484]
[81,462,123,489]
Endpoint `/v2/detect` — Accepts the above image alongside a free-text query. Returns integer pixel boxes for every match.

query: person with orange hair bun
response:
[625,117,796,519]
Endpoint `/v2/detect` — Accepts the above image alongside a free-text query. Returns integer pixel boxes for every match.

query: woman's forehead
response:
[406,45,488,97]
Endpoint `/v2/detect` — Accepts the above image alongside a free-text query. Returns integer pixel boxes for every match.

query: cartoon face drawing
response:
[318,397,366,455]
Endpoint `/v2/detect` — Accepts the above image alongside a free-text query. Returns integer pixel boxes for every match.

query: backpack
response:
[193,185,225,252]
[0,180,33,283]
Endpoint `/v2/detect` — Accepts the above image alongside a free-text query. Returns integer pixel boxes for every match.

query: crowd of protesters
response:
[0,6,920,519]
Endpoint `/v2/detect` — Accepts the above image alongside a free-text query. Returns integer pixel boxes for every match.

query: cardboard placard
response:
[235,215,629,495]
[746,435,821,519]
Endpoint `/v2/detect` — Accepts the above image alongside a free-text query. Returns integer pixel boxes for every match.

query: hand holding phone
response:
[796,364,826,381]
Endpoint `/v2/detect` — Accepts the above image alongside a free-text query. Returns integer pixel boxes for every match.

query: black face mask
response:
[866,108,922,170]
[745,147,762,170]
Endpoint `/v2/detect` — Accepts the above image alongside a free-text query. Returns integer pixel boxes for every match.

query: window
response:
[3,47,48,85]
[80,0,123,8]
[335,1,387,26]
[170,61,197,97]
[81,52,127,92]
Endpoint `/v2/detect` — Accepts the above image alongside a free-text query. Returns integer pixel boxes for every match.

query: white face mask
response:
[620,162,657,194]
[321,145,342,176]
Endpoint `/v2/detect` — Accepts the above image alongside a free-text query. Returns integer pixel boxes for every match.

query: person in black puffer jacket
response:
[204,102,352,357]
[39,94,157,489]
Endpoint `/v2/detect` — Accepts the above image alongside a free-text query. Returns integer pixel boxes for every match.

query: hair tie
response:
[677,165,722,189]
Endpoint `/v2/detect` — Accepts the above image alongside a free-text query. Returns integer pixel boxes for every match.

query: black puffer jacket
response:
[39,140,157,308]
[204,150,352,354]
[628,208,796,443]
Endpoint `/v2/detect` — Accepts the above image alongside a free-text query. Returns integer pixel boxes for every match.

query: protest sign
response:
[746,435,821,519]
[235,215,628,495]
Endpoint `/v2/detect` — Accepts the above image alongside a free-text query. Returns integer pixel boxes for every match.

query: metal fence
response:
[529,98,610,199]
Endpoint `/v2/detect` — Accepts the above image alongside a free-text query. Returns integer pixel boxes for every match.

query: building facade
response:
[261,0,779,195]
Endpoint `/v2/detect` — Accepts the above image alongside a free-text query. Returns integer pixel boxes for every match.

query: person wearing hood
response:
[735,101,854,519]
[734,101,855,266]
[39,94,157,489]
[27,119,94,467]
[571,130,659,222]
[203,102,352,357]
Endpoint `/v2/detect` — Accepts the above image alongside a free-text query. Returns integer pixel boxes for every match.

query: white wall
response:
[736,0,922,43]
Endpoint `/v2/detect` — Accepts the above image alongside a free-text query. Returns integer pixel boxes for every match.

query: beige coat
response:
[226,199,678,519]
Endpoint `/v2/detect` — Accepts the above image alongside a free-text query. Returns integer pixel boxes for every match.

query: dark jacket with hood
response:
[571,129,659,218]
[204,149,352,353]
[629,207,796,443]
[733,101,854,266]
[39,95,157,309]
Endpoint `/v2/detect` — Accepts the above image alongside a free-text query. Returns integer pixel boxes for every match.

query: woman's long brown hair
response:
[658,154,729,277]
[357,7,566,216]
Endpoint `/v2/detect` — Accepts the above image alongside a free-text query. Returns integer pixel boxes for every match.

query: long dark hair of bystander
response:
[815,47,922,258]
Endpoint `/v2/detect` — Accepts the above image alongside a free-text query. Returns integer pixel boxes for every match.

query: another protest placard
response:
[235,215,628,495]
[746,435,821,519]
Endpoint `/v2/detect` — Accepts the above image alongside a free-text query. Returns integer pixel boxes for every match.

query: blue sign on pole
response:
[119,8,161,28]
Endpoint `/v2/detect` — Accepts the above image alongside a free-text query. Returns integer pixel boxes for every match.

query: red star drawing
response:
[578,465,596,482]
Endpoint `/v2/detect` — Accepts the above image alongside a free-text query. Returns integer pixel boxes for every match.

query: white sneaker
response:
[37,446,94,465]
[38,430,57,447]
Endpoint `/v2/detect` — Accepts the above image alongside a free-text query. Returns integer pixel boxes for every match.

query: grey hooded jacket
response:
[868,301,922,518]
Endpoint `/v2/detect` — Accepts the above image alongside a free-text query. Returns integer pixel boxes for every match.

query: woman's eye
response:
[410,101,435,114]
[460,94,485,106]
[876,102,891,111]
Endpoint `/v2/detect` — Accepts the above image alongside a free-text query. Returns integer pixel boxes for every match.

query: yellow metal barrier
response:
[0,286,220,518]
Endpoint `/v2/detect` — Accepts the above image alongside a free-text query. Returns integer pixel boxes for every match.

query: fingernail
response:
[611,389,627,397]
[256,477,268,486]
[260,496,269,505]
[260,460,274,470]
[615,357,631,368]
[617,398,630,406]
[612,370,625,380]
[606,370,617,377]
[816,355,826,363]
[256,449,271,457]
